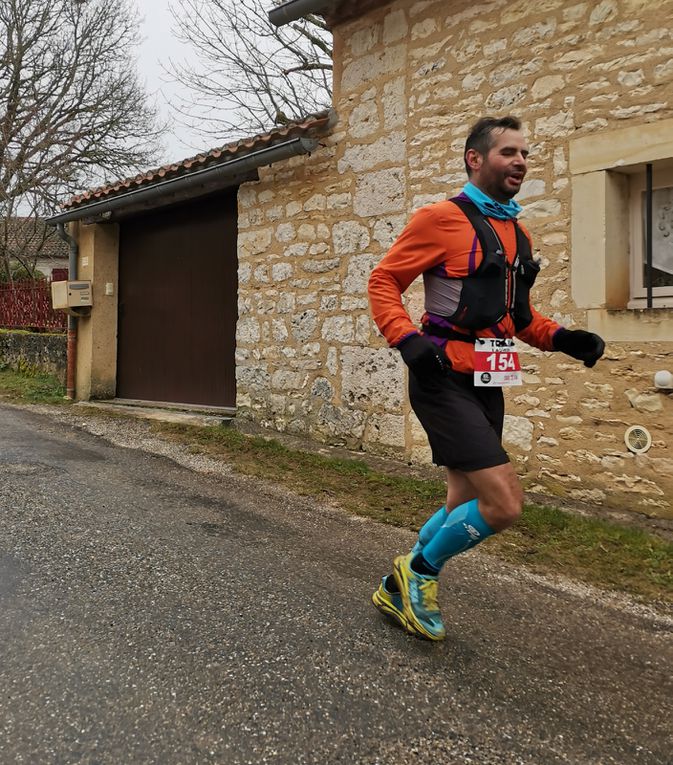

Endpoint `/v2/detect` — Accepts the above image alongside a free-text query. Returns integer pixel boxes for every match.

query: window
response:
[629,165,673,308]
[569,120,673,341]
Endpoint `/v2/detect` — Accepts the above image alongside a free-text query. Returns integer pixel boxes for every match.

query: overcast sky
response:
[136,2,210,165]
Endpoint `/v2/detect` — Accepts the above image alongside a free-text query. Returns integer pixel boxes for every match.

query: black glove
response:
[397,333,450,377]
[553,328,605,368]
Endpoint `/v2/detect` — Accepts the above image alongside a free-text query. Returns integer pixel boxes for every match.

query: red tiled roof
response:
[4,217,68,258]
[64,110,334,210]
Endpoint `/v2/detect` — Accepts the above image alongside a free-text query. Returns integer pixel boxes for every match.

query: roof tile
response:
[64,110,334,210]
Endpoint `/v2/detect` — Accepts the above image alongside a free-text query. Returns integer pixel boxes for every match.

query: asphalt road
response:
[0,403,671,765]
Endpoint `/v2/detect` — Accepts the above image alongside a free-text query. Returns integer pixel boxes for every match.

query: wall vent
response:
[624,425,652,454]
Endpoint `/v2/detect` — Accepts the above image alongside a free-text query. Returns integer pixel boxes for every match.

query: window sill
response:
[628,297,673,310]
[586,308,673,342]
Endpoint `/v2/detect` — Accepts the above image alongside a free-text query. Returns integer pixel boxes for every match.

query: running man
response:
[367,115,605,640]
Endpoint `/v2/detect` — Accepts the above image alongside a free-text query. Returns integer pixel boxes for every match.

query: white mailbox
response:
[51,280,93,311]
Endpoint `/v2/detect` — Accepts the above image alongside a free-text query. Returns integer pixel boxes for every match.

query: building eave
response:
[46,110,336,225]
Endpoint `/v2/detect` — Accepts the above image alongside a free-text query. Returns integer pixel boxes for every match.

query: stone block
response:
[271,320,288,342]
[617,69,645,87]
[275,223,296,243]
[341,45,406,91]
[238,228,273,257]
[625,388,664,412]
[348,100,380,138]
[349,24,380,56]
[327,193,351,209]
[341,347,404,409]
[589,0,618,25]
[366,413,406,447]
[412,18,437,39]
[236,364,270,390]
[317,403,366,442]
[521,199,562,219]
[291,310,318,342]
[237,317,260,344]
[304,194,326,212]
[535,111,575,137]
[462,72,485,91]
[311,377,334,400]
[518,179,546,200]
[383,9,408,44]
[503,415,534,451]
[355,315,371,344]
[271,263,292,282]
[341,296,369,311]
[272,369,308,391]
[372,215,406,248]
[569,488,606,503]
[382,77,406,129]
[284,244,309,258]
[513,20,557,46]
[483,38,506,56]
[302,258,340,274]
[338,132,406,174]
[486,84,527,110]
[344,254,380,295]
[276,293,296,314]
[322,316,355,342]
[531,74,565,101]
[354,168,406,217]
[654,59,673,82]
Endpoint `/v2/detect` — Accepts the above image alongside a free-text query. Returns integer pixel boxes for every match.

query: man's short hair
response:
[464,116,522,176]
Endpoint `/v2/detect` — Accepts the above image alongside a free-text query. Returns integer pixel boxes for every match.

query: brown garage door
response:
[116,191,237,408]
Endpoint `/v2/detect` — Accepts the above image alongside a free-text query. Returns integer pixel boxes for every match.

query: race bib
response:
[473,338,522,387]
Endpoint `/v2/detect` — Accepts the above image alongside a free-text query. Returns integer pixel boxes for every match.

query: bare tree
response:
[168,0,332,141]
[0,0,164,281]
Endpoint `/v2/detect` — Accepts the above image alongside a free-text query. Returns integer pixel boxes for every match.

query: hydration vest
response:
[423,197,540,338]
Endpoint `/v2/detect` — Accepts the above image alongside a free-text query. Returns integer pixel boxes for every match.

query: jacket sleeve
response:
[367,206,451,347]
[516,307,561,351]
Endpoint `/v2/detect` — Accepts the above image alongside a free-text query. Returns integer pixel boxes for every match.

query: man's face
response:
[467,128,529,202]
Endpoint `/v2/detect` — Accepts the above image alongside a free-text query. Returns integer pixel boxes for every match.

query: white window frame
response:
[628,166,673,309]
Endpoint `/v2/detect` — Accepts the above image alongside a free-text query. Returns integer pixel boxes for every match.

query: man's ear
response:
[465,148,482,173]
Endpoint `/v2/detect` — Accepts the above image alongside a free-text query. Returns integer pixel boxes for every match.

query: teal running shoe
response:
[372,577,417,634]
[393,553,446,641]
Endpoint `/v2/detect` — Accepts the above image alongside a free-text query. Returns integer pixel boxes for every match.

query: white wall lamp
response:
[654,370,673,390]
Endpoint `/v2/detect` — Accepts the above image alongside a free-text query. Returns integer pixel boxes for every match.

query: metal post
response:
[646,162,653,309]
[56,222,79,399]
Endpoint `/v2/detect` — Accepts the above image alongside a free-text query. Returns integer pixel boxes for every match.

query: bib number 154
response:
[473,338,522,387]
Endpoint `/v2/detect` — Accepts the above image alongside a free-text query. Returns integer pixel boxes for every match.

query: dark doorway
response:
[116,191,237,408]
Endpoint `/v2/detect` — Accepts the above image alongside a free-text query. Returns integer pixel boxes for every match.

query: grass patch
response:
[0,371,668,605]
[0,365,68,404]
[153,420,673,606]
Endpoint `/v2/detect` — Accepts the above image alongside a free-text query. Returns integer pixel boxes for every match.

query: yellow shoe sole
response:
[371,588,419,636]
[393,555,446,642]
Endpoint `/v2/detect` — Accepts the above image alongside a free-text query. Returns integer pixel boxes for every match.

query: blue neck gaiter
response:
[462,181,522,220]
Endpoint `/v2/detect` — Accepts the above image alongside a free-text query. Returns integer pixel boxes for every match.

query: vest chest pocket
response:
[448,250,508,329]
[512,257,541,332]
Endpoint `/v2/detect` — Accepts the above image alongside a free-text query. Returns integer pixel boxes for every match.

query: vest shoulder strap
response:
[448,196,532,262]
[513,219,532,261]
[449,196,502,255]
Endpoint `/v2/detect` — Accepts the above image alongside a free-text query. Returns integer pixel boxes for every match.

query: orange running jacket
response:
[368,200,561,374]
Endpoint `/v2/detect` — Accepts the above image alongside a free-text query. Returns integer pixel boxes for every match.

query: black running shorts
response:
[408,369,509,472]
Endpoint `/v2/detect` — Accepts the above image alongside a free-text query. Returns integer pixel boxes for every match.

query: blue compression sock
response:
[421,499,494,571]
[411,505,448,555]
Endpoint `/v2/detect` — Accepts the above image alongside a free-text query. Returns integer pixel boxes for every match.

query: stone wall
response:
[236,0,673,518]
[0,330,67,383]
